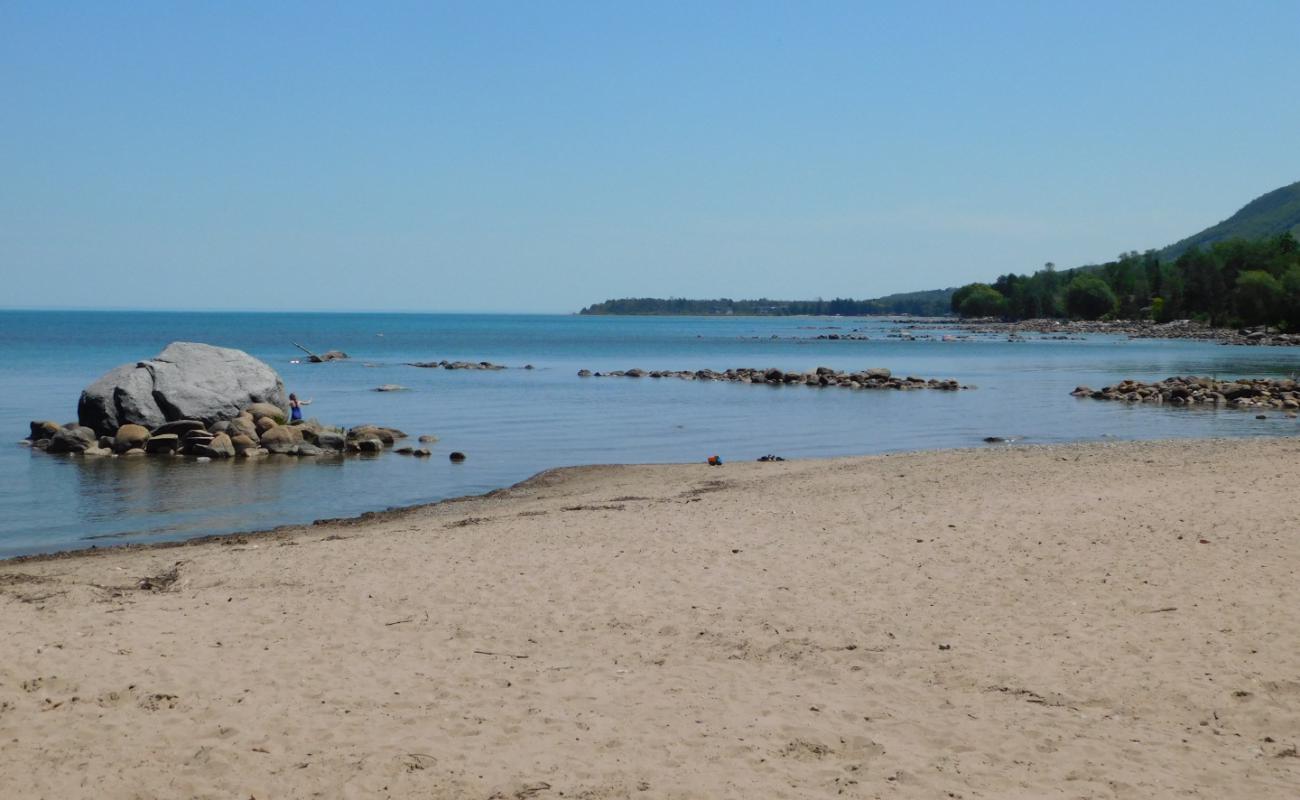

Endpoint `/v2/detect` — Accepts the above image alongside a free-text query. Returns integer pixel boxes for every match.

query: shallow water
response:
[3,310,1298,557]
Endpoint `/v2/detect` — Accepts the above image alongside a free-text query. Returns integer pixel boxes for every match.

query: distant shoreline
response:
[580,310,1300,346]
[935,317,1300,346]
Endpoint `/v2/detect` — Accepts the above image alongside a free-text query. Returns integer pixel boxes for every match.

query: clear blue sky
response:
[3,1,1299,312]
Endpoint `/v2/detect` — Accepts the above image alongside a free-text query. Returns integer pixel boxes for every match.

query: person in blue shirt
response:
[289,393,311,422]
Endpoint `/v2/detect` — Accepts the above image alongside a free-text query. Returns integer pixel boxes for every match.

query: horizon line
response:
[0,307,583,316]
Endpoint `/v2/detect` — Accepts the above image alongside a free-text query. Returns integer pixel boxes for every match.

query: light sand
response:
[1,439,1297,799]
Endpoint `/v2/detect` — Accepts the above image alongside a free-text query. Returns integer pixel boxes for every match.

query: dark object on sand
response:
[449,451,467,462]
[757,454,785,462]
[707,455,722,466]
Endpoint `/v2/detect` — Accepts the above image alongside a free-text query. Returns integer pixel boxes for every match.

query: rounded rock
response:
[113,423,152,453]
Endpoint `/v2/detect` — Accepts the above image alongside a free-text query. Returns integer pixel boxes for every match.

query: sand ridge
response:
[1,439,1297,798]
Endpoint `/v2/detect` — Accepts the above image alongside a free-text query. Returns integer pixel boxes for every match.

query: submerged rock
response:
[113,424,151,454]
[315,431,346,452]
[347,425,405,445]
[46,426,97,454]
[29,420,61,441]
[350,437,384,453]
[144,433,180,454]
[310,350,349,363]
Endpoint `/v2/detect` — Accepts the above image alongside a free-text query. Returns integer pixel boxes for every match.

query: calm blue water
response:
[3,310,1299,558]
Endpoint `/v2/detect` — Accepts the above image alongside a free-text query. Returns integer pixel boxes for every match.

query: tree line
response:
[581,289,953,317]
[952,233,1300,328]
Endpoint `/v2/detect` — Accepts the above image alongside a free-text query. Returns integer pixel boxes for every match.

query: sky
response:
[3,1,1300,313]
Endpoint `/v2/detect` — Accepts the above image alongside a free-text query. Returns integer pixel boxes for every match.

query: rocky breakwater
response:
[1071,376,1300,411]
[577,366,969,391]
[408,360,508,370]
[23,342,421,459]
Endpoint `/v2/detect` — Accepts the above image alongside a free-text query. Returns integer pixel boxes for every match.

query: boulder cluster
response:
[26,341,435,461]
[1071,376,1300,410]
[577,366,968,391]
[24,408,420,459]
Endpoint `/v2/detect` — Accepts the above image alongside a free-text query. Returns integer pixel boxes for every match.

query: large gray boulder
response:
[78,342,289,436]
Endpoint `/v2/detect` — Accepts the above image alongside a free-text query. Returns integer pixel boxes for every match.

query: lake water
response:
[3,310,1299,558]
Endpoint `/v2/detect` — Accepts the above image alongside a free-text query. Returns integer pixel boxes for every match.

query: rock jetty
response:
[408,360,508,370]
[1071,376,1300,410]
[577,366,968,391]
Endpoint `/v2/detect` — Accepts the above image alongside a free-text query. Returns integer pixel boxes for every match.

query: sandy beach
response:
[1,439,1297,799]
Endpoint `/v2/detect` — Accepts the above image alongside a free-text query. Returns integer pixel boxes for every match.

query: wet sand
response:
[1,439,1297,798]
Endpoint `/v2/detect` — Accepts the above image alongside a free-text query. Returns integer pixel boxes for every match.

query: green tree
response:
[1235,270,1283,327]
[1064,274,1118,320]
[1281,265,1300,329]
[953,283,1007,317]
[1178,248,1229,325]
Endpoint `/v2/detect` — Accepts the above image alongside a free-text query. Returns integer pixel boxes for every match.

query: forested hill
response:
[579,289,955,317]
[942,179,1300,327]
[581,181,1300,319]
[1159,180,1300,261]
